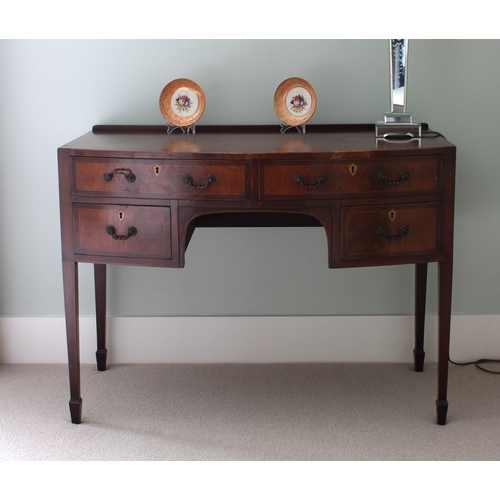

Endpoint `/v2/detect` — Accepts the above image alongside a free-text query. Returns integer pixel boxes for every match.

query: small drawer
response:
[336,156,441,195]
[259,156,441,199]
[73,204,171,260]
[73,158,250,199]
[341,203,441,260]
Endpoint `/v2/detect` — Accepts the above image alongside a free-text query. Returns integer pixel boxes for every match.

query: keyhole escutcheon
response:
[349,163,357,176]
[389,210,397,222]
[154,164,161,176]
[117,210,125,222]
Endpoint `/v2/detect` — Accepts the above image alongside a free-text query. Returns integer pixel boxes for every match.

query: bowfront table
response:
[58,124,456,425]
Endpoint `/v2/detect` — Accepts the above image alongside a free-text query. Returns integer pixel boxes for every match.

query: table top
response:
[59,124,456,160]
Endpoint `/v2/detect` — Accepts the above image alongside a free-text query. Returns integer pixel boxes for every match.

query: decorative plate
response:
[273,77,316,127]
[159,78,205,127]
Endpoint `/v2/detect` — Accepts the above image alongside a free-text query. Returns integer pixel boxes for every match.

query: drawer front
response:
[260,156,441,199]
[341,203,441,259]
[74,204,171,260]
[73,158,249,199]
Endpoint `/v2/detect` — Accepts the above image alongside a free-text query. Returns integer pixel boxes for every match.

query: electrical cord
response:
[422,129,447,139]
[422,127,499,374]
[449,357,500,374]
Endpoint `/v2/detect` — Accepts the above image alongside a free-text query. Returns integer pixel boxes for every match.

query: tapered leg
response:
[414,263,428,372]
[62,260,82,424]
[436,260,453,425]
[94,264,107,371]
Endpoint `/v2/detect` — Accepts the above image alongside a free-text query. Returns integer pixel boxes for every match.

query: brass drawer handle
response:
[294,174,327,190]
[377,225,408,240]
[106,226,137,240]
[103,168,136,183]
[378,171,409,185]
[183,174,216,190]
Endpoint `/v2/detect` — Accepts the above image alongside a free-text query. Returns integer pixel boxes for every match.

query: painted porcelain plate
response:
[159,78,205,127]
[273,77,316,127]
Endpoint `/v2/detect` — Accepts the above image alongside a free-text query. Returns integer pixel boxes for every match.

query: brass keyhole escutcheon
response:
[389,209,397,222]
[154,164,161,176]
[349,163,357,176]
[117,210,125,222]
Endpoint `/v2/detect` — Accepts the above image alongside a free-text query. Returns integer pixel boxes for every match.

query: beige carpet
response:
[1,362,500,461]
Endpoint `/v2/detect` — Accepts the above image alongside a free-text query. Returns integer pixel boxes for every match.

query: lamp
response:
[376,39,421,139]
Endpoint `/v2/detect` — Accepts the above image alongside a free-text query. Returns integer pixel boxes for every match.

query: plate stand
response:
[279,121,306,135]
[166,121,197,135]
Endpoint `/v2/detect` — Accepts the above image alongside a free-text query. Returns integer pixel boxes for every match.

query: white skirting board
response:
[0,315,498,364]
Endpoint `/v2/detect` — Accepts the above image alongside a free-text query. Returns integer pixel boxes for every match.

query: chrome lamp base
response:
[376,112,421,139]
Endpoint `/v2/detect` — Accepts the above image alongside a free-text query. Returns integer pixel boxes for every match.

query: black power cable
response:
[422,129,447,139]
[422,128,500,374]
[449,357,500,375]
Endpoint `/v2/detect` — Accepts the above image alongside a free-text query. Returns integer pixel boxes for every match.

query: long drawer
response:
[341,203,441,260]
[73,158,250,199]
[260,156,441,199]
[73,204,172,260]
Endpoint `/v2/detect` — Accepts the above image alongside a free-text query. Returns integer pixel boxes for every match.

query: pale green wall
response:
[0,39,498,316]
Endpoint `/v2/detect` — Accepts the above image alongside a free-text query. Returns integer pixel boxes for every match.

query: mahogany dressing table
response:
[58,124,456,425]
